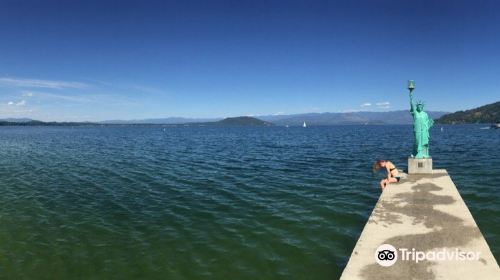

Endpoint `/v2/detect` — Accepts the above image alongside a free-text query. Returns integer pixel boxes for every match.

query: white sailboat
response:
[303,121,307,128]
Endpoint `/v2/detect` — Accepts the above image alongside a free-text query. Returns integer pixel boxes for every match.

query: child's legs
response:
[387,177,398,184]
[380,179,387,189]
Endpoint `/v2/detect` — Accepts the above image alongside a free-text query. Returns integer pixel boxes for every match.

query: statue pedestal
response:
[408,157,433,174]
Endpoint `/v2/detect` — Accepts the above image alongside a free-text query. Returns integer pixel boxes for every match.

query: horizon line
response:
[0,108,452,123]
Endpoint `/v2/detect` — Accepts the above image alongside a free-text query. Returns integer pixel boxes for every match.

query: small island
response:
[213,116,274,126]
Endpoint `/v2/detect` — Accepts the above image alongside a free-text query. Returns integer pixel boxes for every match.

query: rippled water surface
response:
[0,125,498,279]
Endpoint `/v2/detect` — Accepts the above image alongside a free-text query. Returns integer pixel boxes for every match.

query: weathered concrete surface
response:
[340,169,500,280]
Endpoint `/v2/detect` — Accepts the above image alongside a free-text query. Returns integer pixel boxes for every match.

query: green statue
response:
[408,80,434,158]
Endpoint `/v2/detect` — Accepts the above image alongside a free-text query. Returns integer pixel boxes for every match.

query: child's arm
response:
[386,166,392,180]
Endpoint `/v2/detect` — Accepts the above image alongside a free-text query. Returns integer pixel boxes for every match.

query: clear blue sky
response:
[0,0,499,121]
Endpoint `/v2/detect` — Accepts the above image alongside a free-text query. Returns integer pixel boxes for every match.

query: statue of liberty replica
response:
[407,80,434,173]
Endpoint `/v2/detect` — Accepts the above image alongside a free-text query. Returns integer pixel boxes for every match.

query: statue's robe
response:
[411,110,434,157]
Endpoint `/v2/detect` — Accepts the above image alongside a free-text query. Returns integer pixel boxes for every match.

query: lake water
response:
[0,125,498,279]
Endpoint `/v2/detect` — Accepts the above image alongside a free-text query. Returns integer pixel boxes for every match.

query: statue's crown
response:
[416,100,425,106]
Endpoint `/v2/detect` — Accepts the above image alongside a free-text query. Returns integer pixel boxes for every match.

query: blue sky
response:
[0,0,499,121]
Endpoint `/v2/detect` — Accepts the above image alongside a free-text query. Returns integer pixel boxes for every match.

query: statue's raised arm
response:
[408,80,416,115]
[409,91,415,115]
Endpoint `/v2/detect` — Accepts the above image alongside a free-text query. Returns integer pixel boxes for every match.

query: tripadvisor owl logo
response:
[375,244,397,267]
[375,243,481,267]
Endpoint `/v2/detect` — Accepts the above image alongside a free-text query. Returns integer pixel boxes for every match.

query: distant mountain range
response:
[258,111,448,126]
[99,110,448,126]
[0,110,450,126]
[0,116,273,127]
[436,101,499,124]
[0,118,35,123]
[100,117,219,124]
[156,116,274,127]
[0,119,95,126]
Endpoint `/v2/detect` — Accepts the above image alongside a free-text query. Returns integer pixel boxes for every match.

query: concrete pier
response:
[340,169,500,280]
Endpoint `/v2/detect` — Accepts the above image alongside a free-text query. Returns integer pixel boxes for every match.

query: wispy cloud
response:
[360,102,372,107]
[21,91,92,102]
[19,90,141,109]
[6,100,26,106]
[1,99,33,118]
[272,111,285,115]
[376,101,391,109]
[0,77,88,89]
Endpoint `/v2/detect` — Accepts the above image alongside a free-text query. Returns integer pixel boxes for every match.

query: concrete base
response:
[340,170,500,280]
[408,157,432,174]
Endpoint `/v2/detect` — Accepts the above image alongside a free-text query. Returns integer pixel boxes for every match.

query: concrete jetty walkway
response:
[340,169,500,280]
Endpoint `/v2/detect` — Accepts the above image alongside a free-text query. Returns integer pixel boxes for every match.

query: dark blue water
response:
[0,125,498,279]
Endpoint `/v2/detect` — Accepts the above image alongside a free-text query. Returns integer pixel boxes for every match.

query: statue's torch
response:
[408,80,415,95]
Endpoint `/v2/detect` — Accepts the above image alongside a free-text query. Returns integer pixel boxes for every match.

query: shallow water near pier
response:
[0,125,498,279]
